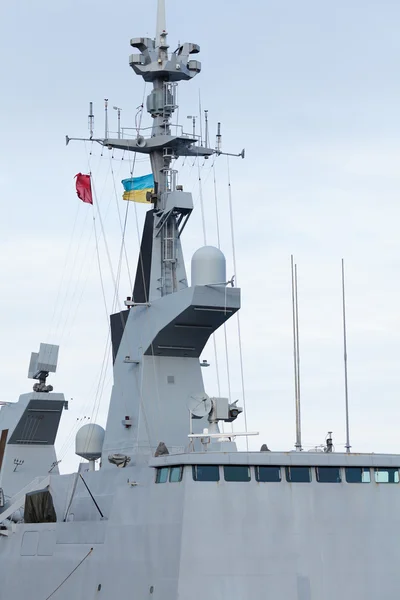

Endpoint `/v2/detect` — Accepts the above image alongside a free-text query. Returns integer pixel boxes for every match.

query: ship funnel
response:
[191,246,226,287]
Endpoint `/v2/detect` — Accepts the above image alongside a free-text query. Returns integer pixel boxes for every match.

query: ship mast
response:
[66,0,244,458]
[156,0,167,49]
[66,0,243,300]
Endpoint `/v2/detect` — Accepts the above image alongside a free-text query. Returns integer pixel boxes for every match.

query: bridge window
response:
[345,467,371,483]
[285,466,311,482]
[192,465,220,482]
[224,465,251,482]
[255,466,281,482]
[169,466,183,483]
[374,468,399,483]
[316,466,341,483]
[155,467,169,483]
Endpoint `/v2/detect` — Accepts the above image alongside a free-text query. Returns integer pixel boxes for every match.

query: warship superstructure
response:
[1,2,400,599]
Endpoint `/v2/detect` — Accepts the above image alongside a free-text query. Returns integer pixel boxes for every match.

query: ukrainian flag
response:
[122,174,154,203]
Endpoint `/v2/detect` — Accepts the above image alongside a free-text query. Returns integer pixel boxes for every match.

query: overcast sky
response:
[1,0,400,472]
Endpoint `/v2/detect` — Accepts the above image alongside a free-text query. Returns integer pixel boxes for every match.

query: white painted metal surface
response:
[191,246,227,287]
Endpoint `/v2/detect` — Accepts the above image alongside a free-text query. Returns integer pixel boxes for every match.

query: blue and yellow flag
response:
[122,174,154,203]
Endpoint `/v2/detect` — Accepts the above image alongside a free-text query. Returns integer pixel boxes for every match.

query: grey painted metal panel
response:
[20,531,39,556]
[8,399,64,445]
[37,529,56,556]
[150,451,400,468]
[56,522,107,544]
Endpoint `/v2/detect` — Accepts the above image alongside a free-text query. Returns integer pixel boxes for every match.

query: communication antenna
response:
[13,458,24,472]
[204,110,209,147]
[291,255,302,451]
[113,106,122,139]
[198,91,203,146]
[88,102,94,139]
[187,115,197,137]
[342,258,351,453]
[104,99,109,138]
[216,122,222,153]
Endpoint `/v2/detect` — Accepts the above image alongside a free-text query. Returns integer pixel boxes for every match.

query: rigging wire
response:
[197,158,207,244]
[46,203,80,339]
[108,152,133,289]
[211,162,222,400]
[58,333,112,461]
[50,206,93,340]
[208,159,232,430]
[53,148,108,341]
[213,163,221,248]
[91,176,123,314]
[197,155,222,407]
[58,151,121,458]
[93,213,110,321]
[48,145,107,340]
[227,157,249,450]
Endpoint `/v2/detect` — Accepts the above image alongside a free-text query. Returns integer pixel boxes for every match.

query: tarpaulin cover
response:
[24,488,57,523]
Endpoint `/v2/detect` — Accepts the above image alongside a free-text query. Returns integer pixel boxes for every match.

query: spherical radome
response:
[75,423,105,461]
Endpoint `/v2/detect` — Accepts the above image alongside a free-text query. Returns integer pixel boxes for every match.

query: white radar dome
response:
[191,246,226,287]
[75,423,105,461]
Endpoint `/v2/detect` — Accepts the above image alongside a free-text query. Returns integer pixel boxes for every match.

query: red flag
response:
[75,173,93,205]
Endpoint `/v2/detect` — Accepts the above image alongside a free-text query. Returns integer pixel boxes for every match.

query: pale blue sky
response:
[1,0,400,470]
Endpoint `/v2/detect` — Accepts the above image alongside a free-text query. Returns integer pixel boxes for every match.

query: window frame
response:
[223,465,251,482]
[315,466,342,483]
[169,465,183,483]
[345,467,371,483]
[155,467,169,484]
[285,466,311,483]
[374,467,400,484]
[192,465,220,482]
[255,465,281,483]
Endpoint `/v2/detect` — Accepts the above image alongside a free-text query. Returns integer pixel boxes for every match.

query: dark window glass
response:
[255,466,281,482]
[316,466,341,483]
[374,468,399,483]
[192,465,220,482]
[224,465,251,482]
[345,467,371,483]
[169,466,183,483]
[155,467,169,483]
[285,466,311,482]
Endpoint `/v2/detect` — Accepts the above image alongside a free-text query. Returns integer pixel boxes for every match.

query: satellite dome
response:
[75,423,105,461]
[191,246,226,287]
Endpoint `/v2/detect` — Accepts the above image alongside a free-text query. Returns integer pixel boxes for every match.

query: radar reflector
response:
[186,392,212,418]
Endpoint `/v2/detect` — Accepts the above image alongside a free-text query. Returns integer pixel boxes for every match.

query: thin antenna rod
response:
[156,0,166,46]
[291,256,302,451]
[204,110,209,147]
[295,263,301,448]
[216,122,222,153]
[88,102,94,139]
[104,99,109,139]
[198,91,203,146]
[342,258,351,453]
